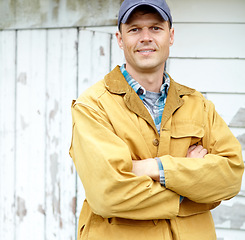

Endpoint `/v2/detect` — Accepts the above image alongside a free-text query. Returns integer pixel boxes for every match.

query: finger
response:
[200,148,208,156]
[194,145,204,153]
[188,145,197,152]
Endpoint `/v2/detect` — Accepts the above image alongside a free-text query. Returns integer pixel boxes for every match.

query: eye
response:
[152,26,160,31]
[130,28,139,33]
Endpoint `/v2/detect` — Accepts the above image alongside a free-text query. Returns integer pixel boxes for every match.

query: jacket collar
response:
[104,65,195,130]
[161,75,195,127]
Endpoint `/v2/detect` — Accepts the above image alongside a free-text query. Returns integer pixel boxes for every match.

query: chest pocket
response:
[170,121,205,157]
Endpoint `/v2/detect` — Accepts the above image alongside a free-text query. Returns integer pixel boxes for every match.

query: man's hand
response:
[187,145,208,158]
[132,158,159,181]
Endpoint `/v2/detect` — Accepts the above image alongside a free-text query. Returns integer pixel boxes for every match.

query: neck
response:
[125,64,165,93]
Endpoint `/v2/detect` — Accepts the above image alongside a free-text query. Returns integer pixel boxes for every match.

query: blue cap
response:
[118,0,172,29]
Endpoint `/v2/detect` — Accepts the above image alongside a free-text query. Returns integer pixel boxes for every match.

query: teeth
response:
[139,50,154,53]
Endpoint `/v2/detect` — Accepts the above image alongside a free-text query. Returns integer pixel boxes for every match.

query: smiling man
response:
[69,0,244,239]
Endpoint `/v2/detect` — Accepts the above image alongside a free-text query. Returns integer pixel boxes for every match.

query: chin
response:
[138,63,163,71]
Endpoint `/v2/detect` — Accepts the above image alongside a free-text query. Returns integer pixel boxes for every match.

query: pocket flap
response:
[171,121,204,138]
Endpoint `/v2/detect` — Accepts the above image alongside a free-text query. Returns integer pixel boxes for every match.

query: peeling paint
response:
[38,204,46,215]
[16,196,27,221]
[52,0,60,21]
[18,72,27,85]
[52,6,59,20]
[59,217,63,229]
[66,0,77,11]
[74,40,78,52]
[83,78,88,83]
[70,196,77,216]
[49,100,59,122]
[52,136,59,147]
[53,195,61,215]
[1,0,122,29]
[50,153,62,223]
[20,115,29,130]
[50,153,58,187]
[237,133,245,150]
[229,108,245,127]
[100,46,105,56]
[212,202,245,229]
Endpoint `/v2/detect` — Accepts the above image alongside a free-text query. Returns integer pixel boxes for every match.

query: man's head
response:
[118,0,172,31]
[116,0,174,75]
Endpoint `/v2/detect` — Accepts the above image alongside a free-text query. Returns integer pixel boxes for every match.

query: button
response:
[153,139,159,146]
[137,88,144,95]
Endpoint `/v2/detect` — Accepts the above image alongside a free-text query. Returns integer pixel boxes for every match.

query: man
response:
[69,0,244,239]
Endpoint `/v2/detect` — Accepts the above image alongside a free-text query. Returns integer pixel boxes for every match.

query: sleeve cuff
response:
[155,157,165,186]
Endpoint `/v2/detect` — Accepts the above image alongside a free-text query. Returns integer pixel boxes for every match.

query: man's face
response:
[116,9,174,74]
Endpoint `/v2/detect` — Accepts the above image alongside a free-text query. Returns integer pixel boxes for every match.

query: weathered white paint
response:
[0,30,16,240]
[212,196,245,230]
[15,29,46,240]
[167,58,245,93]
[110,34,125,71]
[78,29,111,92]
[166,0,245,23]
[206,93,245,126]
[171,24,245,59]
[1,0,245,29]
[45,28,77,240]
[215,228,245,240]
[0,0,122,29]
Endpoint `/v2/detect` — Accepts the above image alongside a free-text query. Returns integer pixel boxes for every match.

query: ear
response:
[169,27,175,46]
[116,31,124,49]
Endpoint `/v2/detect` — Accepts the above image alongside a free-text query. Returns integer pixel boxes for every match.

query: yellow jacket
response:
[70,66,244,240]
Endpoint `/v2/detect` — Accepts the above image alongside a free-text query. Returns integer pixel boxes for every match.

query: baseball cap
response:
[118,0,172,29]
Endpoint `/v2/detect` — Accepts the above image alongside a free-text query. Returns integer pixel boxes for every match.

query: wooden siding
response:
[1,25,245,240]
[1,0,245,29]
[1,0,245,239]
[0,0,123,30]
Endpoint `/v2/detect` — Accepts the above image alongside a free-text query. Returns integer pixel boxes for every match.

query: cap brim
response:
[120,4,169,26]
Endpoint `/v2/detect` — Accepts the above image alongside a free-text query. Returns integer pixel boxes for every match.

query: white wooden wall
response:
[166,0,245,238]
[0,0,244,239]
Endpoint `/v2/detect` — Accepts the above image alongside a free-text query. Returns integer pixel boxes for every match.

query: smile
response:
[137,49,155,53]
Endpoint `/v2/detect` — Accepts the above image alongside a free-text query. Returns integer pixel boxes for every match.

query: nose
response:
[140,28,152,43]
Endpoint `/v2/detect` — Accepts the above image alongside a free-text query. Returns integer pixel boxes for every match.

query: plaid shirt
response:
[120,64,170,134]
[120,65,184,201]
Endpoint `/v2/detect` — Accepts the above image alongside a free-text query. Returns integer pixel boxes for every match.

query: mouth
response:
[137,49,155,53]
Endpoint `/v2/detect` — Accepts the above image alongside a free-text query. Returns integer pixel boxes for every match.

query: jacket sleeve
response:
[70,102,181,220]
[161,100,244,204]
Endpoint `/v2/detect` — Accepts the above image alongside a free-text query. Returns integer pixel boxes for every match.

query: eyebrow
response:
[126,21,164,28]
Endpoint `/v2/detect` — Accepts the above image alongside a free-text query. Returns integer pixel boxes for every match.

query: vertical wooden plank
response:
[78,29,111,93]
[15,29,46,240]
[75,28,112,233]
[0,30,16,240]
[45,28,77,240]
[110,33,125,70]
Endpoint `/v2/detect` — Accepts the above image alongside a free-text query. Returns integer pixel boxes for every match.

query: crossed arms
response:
[132,145,208,182]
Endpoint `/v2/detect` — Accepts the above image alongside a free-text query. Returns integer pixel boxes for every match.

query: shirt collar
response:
[120,64,170,100]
